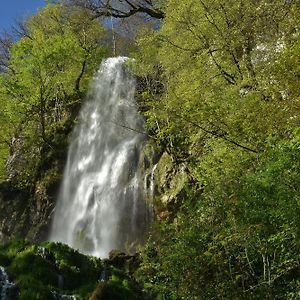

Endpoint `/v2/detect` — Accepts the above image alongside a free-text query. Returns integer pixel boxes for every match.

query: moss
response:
[155,152,173,191]
[0,252,11,266]
[0,240,143,299]
[90,281,138,300]
[42,241,102,289]
[17,275,53,300]
[0,146,9,182]
[75,282,97,298]
[152,152,189,219]
[0,239,30,258]
[7,246,57,286]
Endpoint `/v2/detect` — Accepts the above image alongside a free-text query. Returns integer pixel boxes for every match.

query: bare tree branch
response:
[170,109,258,153]
[0,32,13,72]
[66,0,165,19]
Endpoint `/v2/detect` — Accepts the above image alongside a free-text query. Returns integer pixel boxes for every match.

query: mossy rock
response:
[8,247,57,286]
[153,152,189,217]
[0,239,30,258]
[155,152,173,191]
[90,281,138,300]
[0,240,144,299]
[17,275,53,300]
[108,250,140,274]
[43,241,102,289]
[0,240,100,298]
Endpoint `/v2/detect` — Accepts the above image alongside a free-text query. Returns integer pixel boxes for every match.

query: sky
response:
[0,1,46,31]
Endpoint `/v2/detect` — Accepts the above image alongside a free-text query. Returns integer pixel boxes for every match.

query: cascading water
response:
[0,266,16,300]
[50,57,151,257]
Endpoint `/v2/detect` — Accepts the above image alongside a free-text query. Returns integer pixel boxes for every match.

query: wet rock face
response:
[0,266,18,300]
[0,177,60,244]
[5,138,30,185]
[0,122,67,244]
[0,182,30,243]
[0,91,75,244]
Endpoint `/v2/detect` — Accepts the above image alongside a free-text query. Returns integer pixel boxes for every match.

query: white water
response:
[50,57,150,257]
[150,164,158,200]
[0,266,15,300]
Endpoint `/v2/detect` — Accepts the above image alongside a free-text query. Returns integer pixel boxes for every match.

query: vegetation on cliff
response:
[0,3,109,242]
[0,239,142,299]
[0,0,300,299]
[0,3,108,185]
[130,0,300,298]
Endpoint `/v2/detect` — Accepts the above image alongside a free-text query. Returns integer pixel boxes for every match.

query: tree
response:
[132,0,300,298]
[66,0,165,19]
[0,3,108,182]
[133,0,300,157]
[0,32,14,73]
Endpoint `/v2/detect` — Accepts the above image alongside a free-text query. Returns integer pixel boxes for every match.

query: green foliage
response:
[131,0,300,299]
[0,240,143,299]
[137,134,300,299]
[0,0,299,299]
[43,241,102,290]
[0,147,8,182]
[91,282,126,300]
[133,0,300,156]
[17,275,53,300]
[91,275,139,300]
[9,246,57,286]
[0,239,30,258]
[0,3,108,183]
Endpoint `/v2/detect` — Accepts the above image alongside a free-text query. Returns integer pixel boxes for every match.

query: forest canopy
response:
[0,3,108,182]
[130,0,300,298]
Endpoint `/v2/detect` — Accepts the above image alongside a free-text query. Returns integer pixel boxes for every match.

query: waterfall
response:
[0,266,16,300]
[50,57,150,257]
